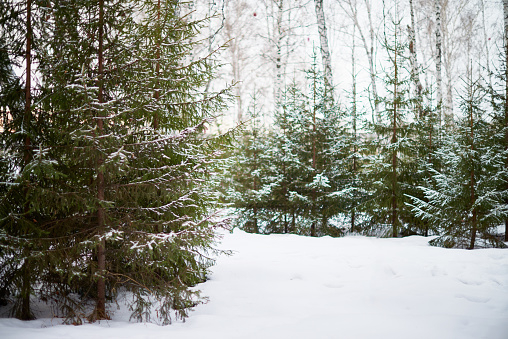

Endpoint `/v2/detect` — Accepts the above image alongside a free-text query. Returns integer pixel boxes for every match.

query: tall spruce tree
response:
[1,0,230,324]
[0,0,54,320]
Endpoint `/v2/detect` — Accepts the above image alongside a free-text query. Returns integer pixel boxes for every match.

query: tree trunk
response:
[153,0,161,129]
[502,0,508,242]
[18,262,33,320]
[440,2,455,124]
[469,77,476,250]
[469,169,477,250]
[24,0,32,167]
[203,0,215,97]
[408,0,423,118]
[391,20,398,238]
[274,0,284,107]
[311,70,317,237]
[281,107,288,234]
[351,25,357,234]
[365,0,378,123]
[291,211,296,233]
[435,0,443,128]
[18,0,34,321]
[253,141,259,234]
[314,0,333,99]
[480,0,492,88]
[233,56,243,123]
[340,0,378,123]
[93,0,108,321]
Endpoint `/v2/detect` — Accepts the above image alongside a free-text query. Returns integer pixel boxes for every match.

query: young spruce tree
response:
[408,75,508,249]
[364,1,416,237]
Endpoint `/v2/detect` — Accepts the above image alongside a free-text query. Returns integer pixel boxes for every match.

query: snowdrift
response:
[1,229,507,339]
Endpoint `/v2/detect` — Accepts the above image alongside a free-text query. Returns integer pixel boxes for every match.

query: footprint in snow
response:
[323,281,344,289]
[455,294,491,303]
[431,266,447,277]
[290,273,303,281]
[383,266,398,277]
[457,278,483,286]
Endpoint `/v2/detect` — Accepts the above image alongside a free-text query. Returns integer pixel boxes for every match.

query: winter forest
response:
[1,0,508,336]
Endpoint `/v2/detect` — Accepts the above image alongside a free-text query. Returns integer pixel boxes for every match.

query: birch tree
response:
[435,0,443,127]
[504,0,508,241]
[223,0,251,123]
[338,0,379,123]
[274,0,285,106]
[314,0,333,99]
[408,0,423,117]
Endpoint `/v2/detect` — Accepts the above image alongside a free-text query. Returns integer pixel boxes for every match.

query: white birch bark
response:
[434,0,443,127]
[441,3,453,123]
[365,0,379,123]
[480,0,491,88]
[503,0,508,241]
[274,0,284,107]
[314,0,333,99]
[351,23,357,233]
[408,0,423,118]
[504,0,508,72]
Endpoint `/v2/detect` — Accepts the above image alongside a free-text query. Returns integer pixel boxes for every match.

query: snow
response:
[1,229,508,339]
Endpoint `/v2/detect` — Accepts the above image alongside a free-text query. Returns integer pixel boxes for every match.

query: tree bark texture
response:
[93,0,108,321]
[435,0,443,127]
[311,72,317,237]
[19,0,34,321]
[153,0,161,129]
[391,21,398,238]
[469,81,477,250]
[274,0,284,107]
[504,0,508,241]
[408,0,423,118]
[351,25,357,233]
[24,0,32,167]
[314,0,333,98]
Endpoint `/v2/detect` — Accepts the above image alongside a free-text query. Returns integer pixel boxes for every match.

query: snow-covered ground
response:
[1,229,507,339]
